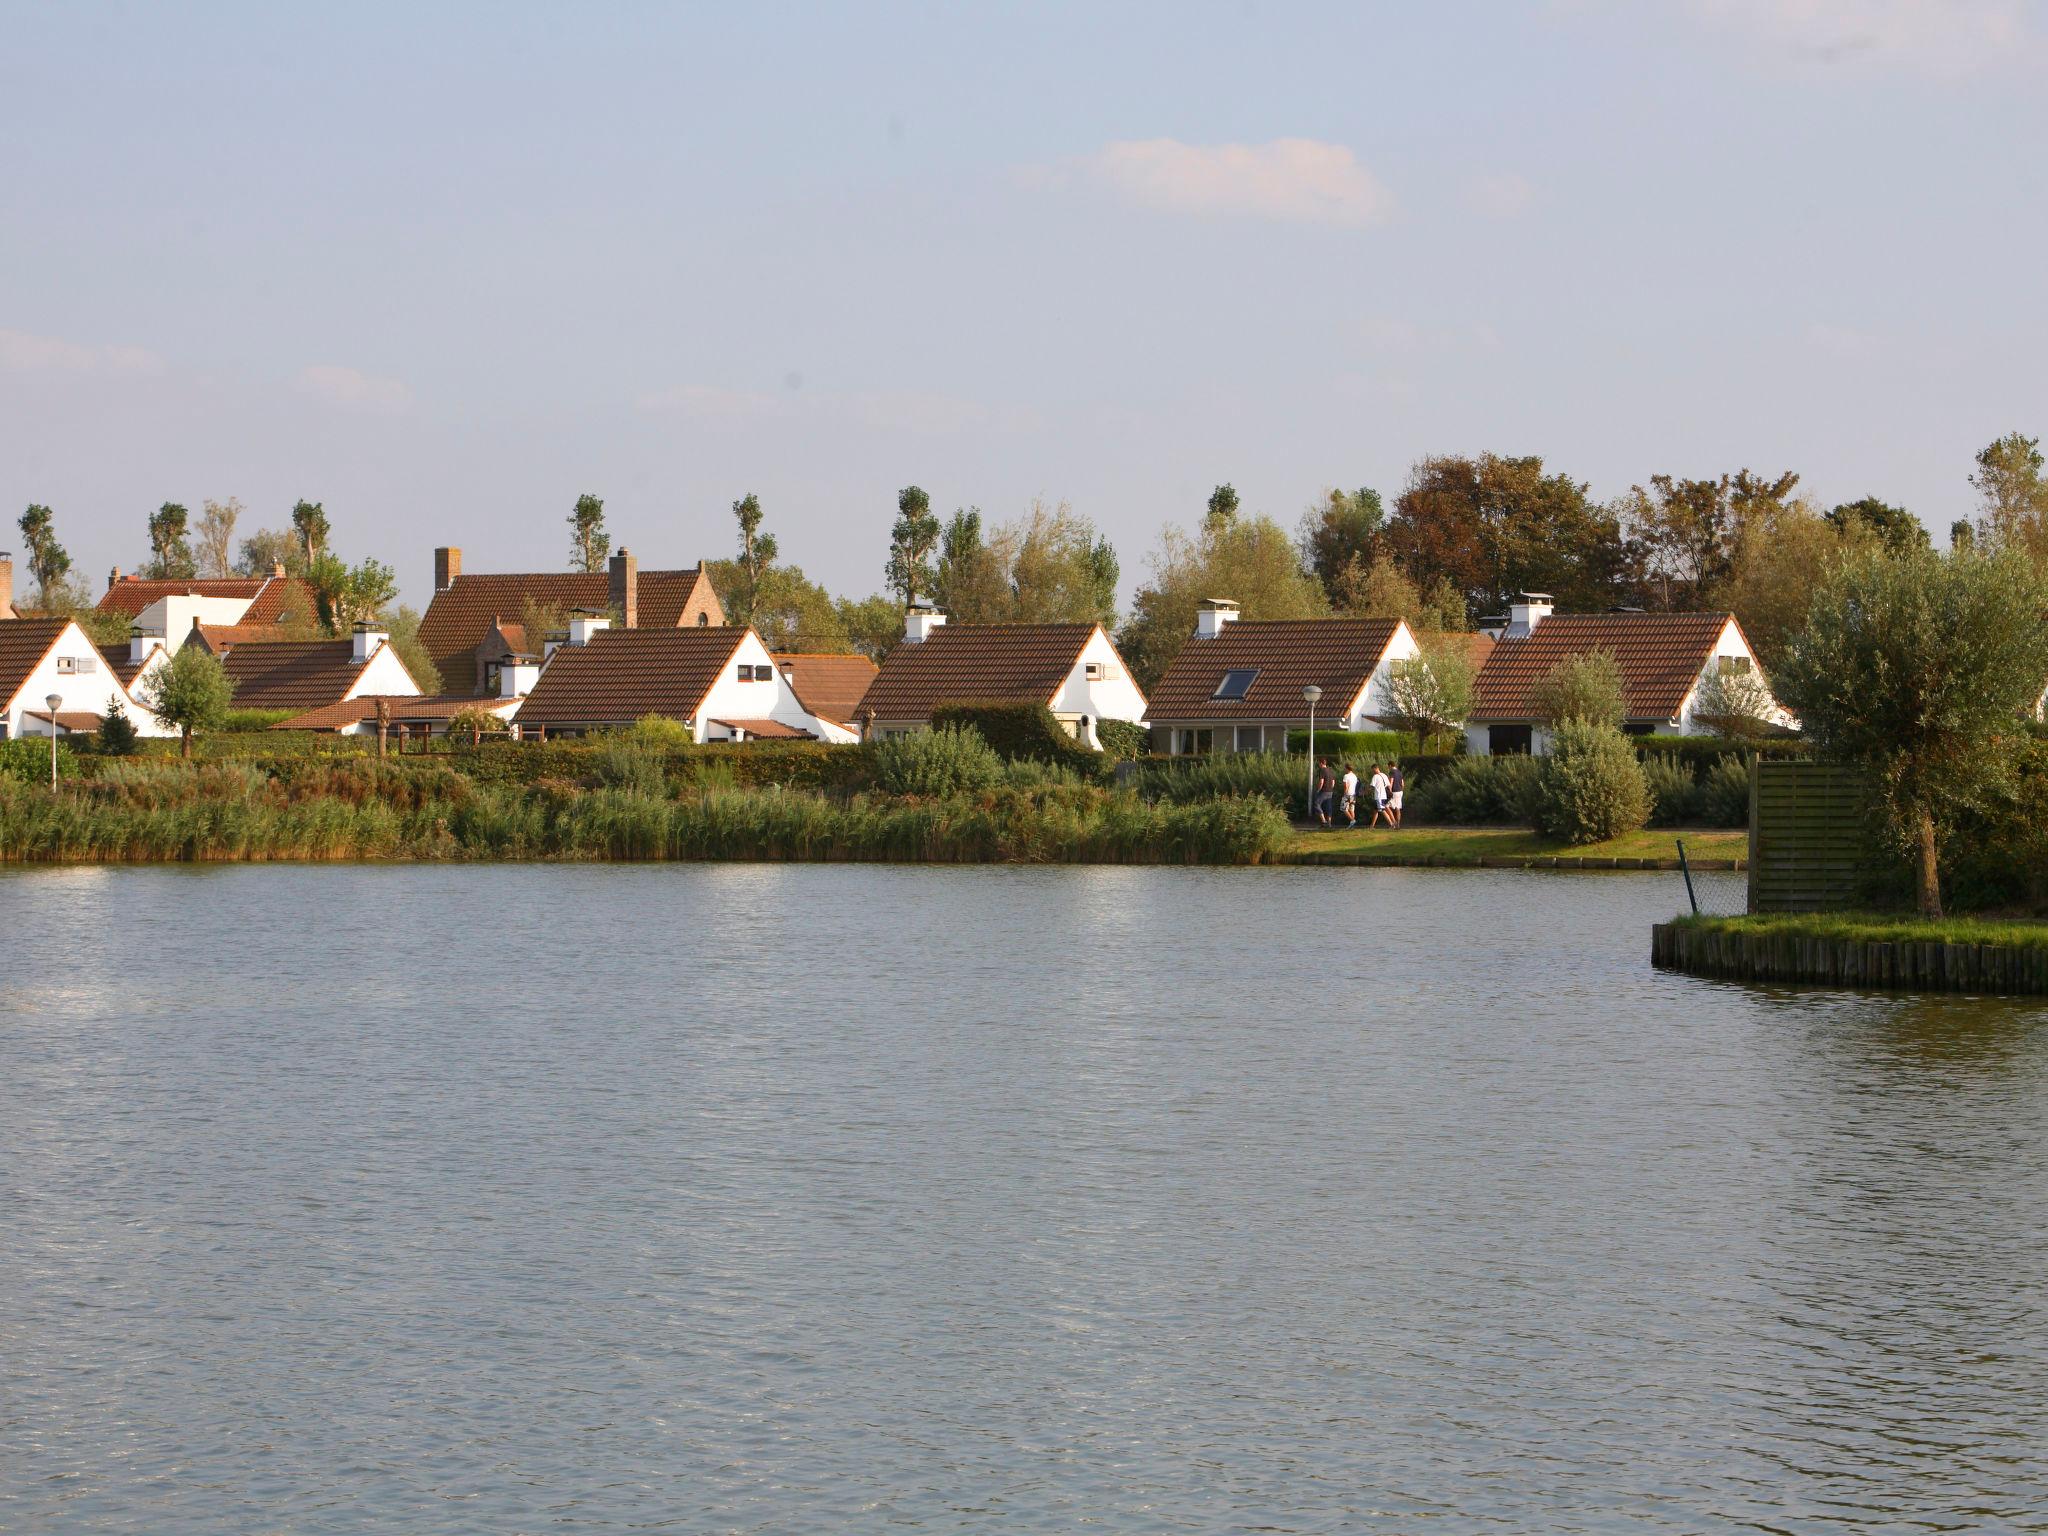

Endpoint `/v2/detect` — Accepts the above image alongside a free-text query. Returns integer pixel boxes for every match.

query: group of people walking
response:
[1312,758,1402,830]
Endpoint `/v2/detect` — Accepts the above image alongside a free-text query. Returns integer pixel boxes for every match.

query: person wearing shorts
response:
[1388,764,1405,828]
[1340,764,1359,828]
[1369,763,1392,828]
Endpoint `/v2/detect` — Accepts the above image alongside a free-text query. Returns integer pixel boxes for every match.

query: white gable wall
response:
[1672,618,1792,735]
[5,621,170,738]
[1338,620,1419,728]
[138,593,256,639]
[1046,627,1148,746]
[341,642,425,702]
[697,629,859,744]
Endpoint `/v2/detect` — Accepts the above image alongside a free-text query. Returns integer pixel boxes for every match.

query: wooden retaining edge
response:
[1650,921,2048,996]
[1282,852,1745,871]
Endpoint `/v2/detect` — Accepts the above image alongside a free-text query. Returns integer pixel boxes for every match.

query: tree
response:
[566,493,610,573]
[1826,496,1928,554]
[195,498,242,578]
[1117,513,1329,690]
[705,561,848,651]
[1532,650,1626,730]
[1690,663,1780,741]
[290,500,331,566]
[835,593,906,661]
[1298,486,1385,595]
[1205,483,1240,530]
[993,499,1118,626]
[146,503,197,579]
[1528,721,1649,845]
[1721,496,1875,673]
[1970,432,2048,567]
[97,695,140,755]
[140,643,235,757]
[932,507,1004,621]
[308,552,398,632]
[886,485,940,606]
[1328,553,1465,630]
[1775,545,2048,917]
[1625,469,1799,609]
[236,526,302,577]
[1384,636,1477,752]
[383,604,443,695]
[16,504,72,609]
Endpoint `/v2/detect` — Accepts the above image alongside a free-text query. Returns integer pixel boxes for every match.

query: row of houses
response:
[0,543,1787,751]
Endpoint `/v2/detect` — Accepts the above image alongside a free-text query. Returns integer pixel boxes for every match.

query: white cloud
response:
[294,364,411,412]
[0,327,166,376]
[1468,173,1536,219]
[1050,137,1394,228]
[1690,0,2031,74]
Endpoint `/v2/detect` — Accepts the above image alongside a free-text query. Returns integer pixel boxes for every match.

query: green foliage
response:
[139,643,236,754]
[1689,664,1779,741]
[97,696,140,756]
[146,502,197,579]
[17,502,72,608]
[933,500,1118,626]
[1641,754,1701,827]
[871,724,1003,797]
[1384,636,1477,749]
[1528,721,1649,845]
[308,552,398,632]
[1206,483,1240,528]
[1634,734,1806,773]
[73,607,135,650]
[597,743,668,797]
[1532,650,1626,729]
[1094,718,1149,761]
[622,714,696,749]
[289,499,330,563]
[0,736,79,783]
[1406,753,1540,825]
[1826,496,1928,554]
[221,708,297,732]
[236,526,302,578]
[568,492,610,573]
[1282,728,1408,759]
[887,485,940,606]
[1699,755,1751,827]
[834,593,903,661]
[1117,511,1330,690]
[382,604,443,695]
[929,700,1101,769]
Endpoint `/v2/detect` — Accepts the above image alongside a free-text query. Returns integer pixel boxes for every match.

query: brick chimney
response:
[435,546,461,591]
[0,550,11,618]
[609,547,638,628]
[108,566,123,591]
[272,561,286,579]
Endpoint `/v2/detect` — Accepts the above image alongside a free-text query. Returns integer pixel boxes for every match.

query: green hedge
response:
[930,701,1102,771]
[0,737,81,784]
[1283,728,1409,758]
[1633,735,1808,773]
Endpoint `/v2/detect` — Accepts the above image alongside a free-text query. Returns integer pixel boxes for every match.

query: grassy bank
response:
[1655,911,2048,994]
[1287,825,1746,865]
[1671,911,2048,950]
[0,760,1291,866]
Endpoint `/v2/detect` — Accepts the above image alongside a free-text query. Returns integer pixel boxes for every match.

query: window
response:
[1212,667,1260,701]
[1178,728,1214,755]
[1717,655,1752,676]
[696,613,709,626]
[76,656,95,674]
[55,656,74,674]
[1084,661,1116,681]
[739,664,774,682]
[1235,725,1265,753]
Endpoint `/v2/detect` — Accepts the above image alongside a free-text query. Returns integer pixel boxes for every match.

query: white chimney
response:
[567,610,611,647]
[352,620,389,662]
[128,626,165,665]
[1505,593,1553,638]
[499,658,540,698]
[904,602,947,643]
[1195,598,1239,640]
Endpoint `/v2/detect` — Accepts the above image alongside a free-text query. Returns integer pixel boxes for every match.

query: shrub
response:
[1636,735,1807,775]
[1528,721,1649,845]
[1282,728,1407,759]
[221,708,297,732]
[622,714,695,750]
[871,725,1003,797]
[1700,755,1751,827]
[0,736,79,785]
[97,697,140,756]
[929,701,1099,770]
[1641,754,1701,827]
[1094,718,1149,761]
[596,743,667,798]
[1407,754,1539,825]
[1532,651,1626,730]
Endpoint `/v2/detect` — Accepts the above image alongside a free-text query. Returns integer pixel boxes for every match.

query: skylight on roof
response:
[1212,667,1260,701]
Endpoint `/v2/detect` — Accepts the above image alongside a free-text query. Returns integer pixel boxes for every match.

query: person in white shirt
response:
[1369,764,1393,828]
[1340,764,1360,828]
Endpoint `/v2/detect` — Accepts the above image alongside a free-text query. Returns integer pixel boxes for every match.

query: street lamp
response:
[1302,684,1323,821]
[44,692,62,789]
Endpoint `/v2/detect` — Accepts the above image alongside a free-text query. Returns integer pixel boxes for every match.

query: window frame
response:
[1211,667,1260,701]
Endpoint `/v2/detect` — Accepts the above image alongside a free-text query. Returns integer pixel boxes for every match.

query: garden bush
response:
[0,736,79,784]
[1282,728,1408,759]
[1700,755,1751,827]
[1641,754,1701,827]
[871,725,1003,797]
[1527,722,1649,845]
[1406,753,1539,825]
[929,701,1101,771]
[1094,718,1148,761]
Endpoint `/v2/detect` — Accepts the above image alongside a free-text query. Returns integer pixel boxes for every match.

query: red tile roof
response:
[1469,612,1739,722]
[0,619,75,706]
[418,568,723,695]
[96,574,319,627]
[855,623,1107,724]
[187,635,397,712]
[710,717,812,739]
[773,652,878,727]
[272,694,515,731]
[513,627,748,728]
[1146,618,1403,722]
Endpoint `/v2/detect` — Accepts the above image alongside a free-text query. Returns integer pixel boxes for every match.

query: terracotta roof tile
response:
[710,717,812,739]
[1470,612,1738,722]
[1146,618,1403,722]
[273,694,516,731]
[189,635,389,712]
[773,652,878,726]
[96,574,319,627]
[0,619,75,705]
[418,568,723,694]
[24,710,106,732]
[513,627,748,728]
[855,623,1106,724]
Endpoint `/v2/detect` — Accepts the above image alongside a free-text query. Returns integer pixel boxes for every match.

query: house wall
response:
[137,593,255,639]
[1046,628,1148,747]
[342,642,426,702]
[4,622,169,738]
[696,630,858,743]
[1339,621,1419,729]
[1671,618,1789,735]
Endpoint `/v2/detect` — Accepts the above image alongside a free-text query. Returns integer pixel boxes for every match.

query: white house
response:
[187,621,425,714]
[1464,598,1786,755]
[510,616,856,742]
[0,618,168,739]
[853,605,1148,745]
[1143,601,1421,754]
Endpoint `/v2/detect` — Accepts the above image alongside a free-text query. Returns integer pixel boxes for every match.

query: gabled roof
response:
[187,635,406,712]
[106,645,164,688]
[1146,617,1404,722]
[710,717,812,739]
[272,694,518,731]
[1469,611,1739,723]
[0,618,77,706]
[96,574,319,627]
[513,626,749,727]
[773,652,878,727]
[855,623,1107,724]
[417,567,723,693]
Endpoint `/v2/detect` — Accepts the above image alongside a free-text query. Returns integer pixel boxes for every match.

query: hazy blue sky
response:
[4,1,2045,608]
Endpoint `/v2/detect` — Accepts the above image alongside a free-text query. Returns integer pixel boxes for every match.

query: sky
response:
[4,0,2046,610]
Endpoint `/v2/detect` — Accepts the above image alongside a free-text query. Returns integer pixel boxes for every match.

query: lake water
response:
[3,864,2046,1534]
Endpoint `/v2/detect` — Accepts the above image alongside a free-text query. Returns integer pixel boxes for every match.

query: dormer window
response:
[1212,667,1260,701]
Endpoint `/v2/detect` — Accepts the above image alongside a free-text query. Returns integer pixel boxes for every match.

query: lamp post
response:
[1302,684,1323,821]
[45,692,62,789]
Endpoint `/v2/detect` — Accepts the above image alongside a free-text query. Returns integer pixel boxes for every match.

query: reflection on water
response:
[2,865,2045,1534]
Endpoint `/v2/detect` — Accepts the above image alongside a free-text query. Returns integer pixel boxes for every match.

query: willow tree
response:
[1775,545,2048,917]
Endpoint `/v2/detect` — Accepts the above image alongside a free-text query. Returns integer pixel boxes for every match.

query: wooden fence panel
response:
[1749,759,1868,913]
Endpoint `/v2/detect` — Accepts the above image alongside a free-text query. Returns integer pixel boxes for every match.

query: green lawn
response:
[1676,911,2048,949]
[1288,824,1746,863]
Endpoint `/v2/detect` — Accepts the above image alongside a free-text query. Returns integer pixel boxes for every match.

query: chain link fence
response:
[1675,837,1749,916]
